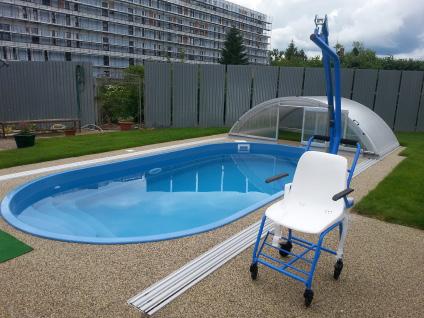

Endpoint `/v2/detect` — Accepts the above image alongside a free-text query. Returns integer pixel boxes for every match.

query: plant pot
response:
[14,133,35,148]
[118,121,133,131]
[64,129,76,136]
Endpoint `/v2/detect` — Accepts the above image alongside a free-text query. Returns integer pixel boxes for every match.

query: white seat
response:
[265,151,348,234]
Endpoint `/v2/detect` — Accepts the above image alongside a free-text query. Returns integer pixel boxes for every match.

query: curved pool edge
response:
[1,142,304,244]
[1,188,283,245]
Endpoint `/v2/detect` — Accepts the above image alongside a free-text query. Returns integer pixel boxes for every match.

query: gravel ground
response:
[1,136,422,318]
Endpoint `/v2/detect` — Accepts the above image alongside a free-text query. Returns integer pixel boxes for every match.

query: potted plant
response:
[64,127,77,136]
[118,116,134,131]
[14,123,36,148]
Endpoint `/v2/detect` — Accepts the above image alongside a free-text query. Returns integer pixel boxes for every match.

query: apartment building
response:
[0,0,271,76]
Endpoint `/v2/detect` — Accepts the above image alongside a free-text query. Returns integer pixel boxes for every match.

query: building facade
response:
[0,0,270,77]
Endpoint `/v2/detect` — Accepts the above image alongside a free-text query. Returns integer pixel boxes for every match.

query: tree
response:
[269,48,283,61]
[178,48,185,63]
[269,40,424,71]
[219,27,249,65]
[343,42,382,69]
[270,40,320,67]
[98,65,144,123]
[284,40,307,61]
[334,42,345,60]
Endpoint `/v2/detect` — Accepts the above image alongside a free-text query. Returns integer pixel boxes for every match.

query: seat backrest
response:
[288,151,348,208]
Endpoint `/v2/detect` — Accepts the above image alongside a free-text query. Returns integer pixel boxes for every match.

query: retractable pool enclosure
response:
[229,96,399,157]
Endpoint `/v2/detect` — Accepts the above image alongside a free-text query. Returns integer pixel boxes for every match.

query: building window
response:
[12,47,17,60]
[65,52,71,61]
[22,7,28,19]
[102,9,108,17]
[103,37,109,51]
[44,50,48,61]
[66,40,71,47]
[27,48,32,61]
[31,36,40,44]
[129,47,134,53]
[51,12,56,23]
[128,14,133,22]
[65,15,70,26]
[75,17,79,27]
[128,25,134,35]
[65,1,70,10]
[74,3,79,11]
[42,0,51,6]
[0,31,11,41]
[33,9,38,20]
[129,58,134,65]
[103,55,109,66]
[2,47,7,60]
[51,30,57,45]
[101,1,108,8]
[103,21,108,31]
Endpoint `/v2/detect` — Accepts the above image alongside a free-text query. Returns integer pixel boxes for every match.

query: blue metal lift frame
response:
[310,15,342,155]
[250,16,361,305]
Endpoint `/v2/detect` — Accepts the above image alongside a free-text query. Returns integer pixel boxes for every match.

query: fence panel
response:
[225,65,252,126]
[373,70,402,128]
[394,71,424,131]
[352,69,378,108]
[340,68,354,98]
[144,62,171,128]
[172,63,198,127]
[303,68,326,96]
[0,61,94,125]
[199,64,225,127]
[251,65,279,106]
[416,86,424,131]
[140,63,424,132]
[278,67,304,97]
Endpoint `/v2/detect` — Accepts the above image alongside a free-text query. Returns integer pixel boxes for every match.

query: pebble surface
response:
[1,137,422,318]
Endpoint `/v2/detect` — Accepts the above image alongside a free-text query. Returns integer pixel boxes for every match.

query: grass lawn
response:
[0,128,227,170]
[0,230,32,263]
[355,132,424,230]
[278,130,302,142]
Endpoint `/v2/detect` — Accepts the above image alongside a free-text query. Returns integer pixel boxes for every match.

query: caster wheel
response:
[303,289,314,307]
[249,263,258,280]
[333,259,344,280]
[279,241,293,257]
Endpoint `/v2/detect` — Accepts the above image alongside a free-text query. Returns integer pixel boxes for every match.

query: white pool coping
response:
[0,137,227,182]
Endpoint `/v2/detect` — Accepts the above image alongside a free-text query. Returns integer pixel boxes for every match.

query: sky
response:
[230,0,424,59]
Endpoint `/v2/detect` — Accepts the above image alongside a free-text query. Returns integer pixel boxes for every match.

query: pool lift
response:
[250,16,361,306]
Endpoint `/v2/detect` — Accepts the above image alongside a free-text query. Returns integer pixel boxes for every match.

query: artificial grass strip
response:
[0,229,32,263]
[355,132,424,230]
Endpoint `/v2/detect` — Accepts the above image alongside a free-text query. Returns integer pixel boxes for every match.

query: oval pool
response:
[1,143,304,244]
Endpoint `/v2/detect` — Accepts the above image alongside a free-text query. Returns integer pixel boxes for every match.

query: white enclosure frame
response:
[229,96,400,157]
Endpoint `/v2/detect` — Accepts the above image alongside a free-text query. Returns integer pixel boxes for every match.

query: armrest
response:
[332,188,354,201]
[265,172,289,183]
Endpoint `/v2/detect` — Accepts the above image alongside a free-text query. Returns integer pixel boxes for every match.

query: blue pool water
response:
[1,143,304,244]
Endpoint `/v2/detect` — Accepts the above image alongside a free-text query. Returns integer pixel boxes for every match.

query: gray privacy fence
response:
[0,61,95,125]
[144,62,424,132]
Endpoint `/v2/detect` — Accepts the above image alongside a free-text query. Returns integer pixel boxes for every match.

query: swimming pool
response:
[1,143,304,244]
